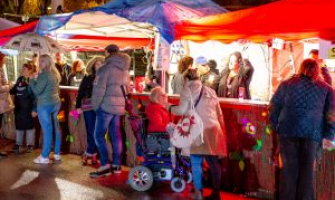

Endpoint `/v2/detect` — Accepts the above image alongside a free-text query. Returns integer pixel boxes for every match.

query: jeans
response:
[94,108,123,166]
[83,110,97,155]
[279,135,318,200]
[37,103,61,158]
[190,154,222,191]
[16,129,35,146]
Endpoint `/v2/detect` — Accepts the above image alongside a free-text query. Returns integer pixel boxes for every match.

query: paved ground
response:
[0,139,258,200]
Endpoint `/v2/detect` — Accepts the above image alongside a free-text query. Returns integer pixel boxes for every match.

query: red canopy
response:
[0,21,153,51]
[56,35,154,51]
[174,0,335,43]
[0,21,38,38]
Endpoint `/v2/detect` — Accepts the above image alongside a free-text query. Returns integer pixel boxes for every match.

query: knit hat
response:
[195,56,208,65]
[105,44,119,54]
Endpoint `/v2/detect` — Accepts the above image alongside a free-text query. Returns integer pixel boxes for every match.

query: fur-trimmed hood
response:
[105,53,131,71]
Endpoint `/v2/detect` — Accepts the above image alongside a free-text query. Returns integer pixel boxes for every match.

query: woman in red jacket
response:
[145,87,169,133]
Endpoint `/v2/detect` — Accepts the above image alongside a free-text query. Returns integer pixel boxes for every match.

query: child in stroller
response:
[127,87,191,192]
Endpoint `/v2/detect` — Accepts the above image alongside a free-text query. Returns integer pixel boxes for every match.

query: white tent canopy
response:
[49,11,156,39]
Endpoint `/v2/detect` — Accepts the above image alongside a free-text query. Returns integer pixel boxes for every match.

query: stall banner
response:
[319,39,335,59]
[156,37,170,70]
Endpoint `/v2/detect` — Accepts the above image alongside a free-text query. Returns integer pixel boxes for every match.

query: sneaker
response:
[12,144,21,154]
[26,145,34,153]
[53,154,61,163]
[89,165,112,178]
[33,155,50,164]
[112,165,122,174]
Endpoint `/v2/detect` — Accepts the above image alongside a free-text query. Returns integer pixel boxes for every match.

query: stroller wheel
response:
[128,166,153,192]
[171,177,186,192]
[184,171,193,184]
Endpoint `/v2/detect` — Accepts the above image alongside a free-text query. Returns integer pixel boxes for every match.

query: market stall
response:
[172,0,335,199]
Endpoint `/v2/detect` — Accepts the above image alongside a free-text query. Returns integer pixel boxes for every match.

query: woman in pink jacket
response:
[169,68,227,200]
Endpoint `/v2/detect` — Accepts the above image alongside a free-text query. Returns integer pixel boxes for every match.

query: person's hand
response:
[76,108,83,114]
[31,111,38,118]
[322,138,334,150]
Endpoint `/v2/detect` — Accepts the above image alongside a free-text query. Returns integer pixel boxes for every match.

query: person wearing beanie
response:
[90,44,130,178]
[195,56,218,90]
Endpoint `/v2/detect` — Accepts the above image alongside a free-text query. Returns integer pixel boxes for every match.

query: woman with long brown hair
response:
[76,56,104,165]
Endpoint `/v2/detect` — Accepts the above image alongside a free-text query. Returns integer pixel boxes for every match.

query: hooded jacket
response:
[92,53,130,114]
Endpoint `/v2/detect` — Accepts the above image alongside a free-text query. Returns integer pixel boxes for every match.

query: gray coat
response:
[92,53,130,115]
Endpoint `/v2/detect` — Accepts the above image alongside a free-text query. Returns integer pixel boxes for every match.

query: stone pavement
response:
[0,138,258,200]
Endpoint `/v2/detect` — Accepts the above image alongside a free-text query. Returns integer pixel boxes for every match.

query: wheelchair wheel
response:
[170,177,186,192]
[184,171,193,184]
[128,166,154,192]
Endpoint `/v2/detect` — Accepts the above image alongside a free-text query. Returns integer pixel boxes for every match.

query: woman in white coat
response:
[168,68,227,200]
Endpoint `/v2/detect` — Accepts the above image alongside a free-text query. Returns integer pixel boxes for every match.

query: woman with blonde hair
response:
[269,58,335,200]
[169,68,227,200]
[29,54,61,164]
[76,56,104,165]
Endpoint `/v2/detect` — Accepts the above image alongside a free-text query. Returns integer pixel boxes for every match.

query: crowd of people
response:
[0,46,334,200]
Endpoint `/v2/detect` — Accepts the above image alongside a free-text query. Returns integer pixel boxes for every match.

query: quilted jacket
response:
[269,75,335,142]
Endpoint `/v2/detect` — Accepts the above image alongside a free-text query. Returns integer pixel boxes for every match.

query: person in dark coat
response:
[269,58,335,200]
[10,62,38,153]
[213,52,254,99]
[76,56,104,165]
